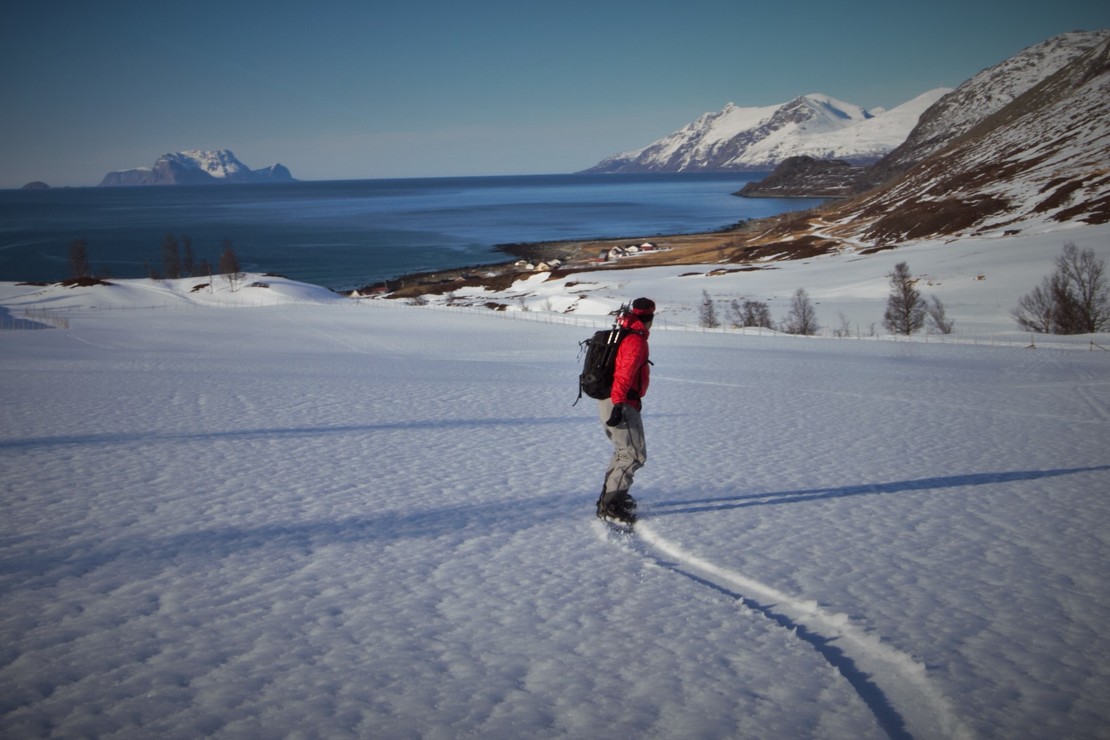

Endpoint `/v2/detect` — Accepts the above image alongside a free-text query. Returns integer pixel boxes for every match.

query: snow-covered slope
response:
[2,222,1109,738]
[99,149,295,186]
[861,29,1110,189]
[582,90,948,173]
[825,34,1110,242]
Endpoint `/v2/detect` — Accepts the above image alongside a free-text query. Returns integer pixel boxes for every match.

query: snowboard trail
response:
[632,521,974,740]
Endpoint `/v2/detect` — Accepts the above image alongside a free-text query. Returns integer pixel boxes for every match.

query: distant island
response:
[99,149,295,187]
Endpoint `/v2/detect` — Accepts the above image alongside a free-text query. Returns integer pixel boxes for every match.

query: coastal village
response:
[356,238,674,298]
[514,241,661,272]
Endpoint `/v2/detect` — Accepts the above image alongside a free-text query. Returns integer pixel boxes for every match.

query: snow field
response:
[2,305,886,738]
[638,330,1110,738]
[3,222,1110,738]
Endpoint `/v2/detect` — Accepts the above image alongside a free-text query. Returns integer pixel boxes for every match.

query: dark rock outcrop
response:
[737,156,864,198]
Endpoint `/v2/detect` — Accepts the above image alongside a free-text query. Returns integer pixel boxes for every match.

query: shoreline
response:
[370,206,840,299]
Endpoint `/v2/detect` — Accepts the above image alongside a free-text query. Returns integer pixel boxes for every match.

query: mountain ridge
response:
[855,29,1110,192]
[581,90,948,174]
[821,32,1110,243]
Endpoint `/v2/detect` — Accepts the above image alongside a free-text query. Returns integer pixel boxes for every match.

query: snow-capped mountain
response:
[581,91,948,173]
[99,149,295,187]
[820,31,1110,242]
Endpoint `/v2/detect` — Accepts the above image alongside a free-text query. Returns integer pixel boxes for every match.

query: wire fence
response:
[355,297,1110,351]
[0,308,70,331]
[3,292,1108,351]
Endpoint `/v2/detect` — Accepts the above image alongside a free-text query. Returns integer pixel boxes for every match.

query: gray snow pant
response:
[598,398,647,503]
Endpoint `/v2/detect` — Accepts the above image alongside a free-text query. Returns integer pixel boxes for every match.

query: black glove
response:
[606,403,625,427]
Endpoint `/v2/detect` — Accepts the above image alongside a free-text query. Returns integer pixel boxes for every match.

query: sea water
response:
[0,173,823,290]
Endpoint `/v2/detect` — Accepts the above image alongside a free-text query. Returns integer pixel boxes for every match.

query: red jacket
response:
[611,315,651,410]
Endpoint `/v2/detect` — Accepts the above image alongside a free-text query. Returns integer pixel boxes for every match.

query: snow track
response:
[628,522,975,740]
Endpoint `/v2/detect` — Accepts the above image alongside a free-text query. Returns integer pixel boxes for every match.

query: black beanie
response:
[631,297,655,321]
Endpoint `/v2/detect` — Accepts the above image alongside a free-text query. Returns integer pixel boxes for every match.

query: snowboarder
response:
[596,297,654,524]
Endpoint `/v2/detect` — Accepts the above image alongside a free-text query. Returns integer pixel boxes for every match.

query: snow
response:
[790,89,950,160]
[690,102,784,142]
[736,91,941,166]
[3,224,1110,738]
[592,90,948,172]
[887,30,1110,166]
[167,150,252,179]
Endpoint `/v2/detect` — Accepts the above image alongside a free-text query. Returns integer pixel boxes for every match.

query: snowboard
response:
[597,511,636,533]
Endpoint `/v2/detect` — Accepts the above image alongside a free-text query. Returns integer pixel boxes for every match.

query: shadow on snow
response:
[647,465,1110,516]
[0,493,577,591]
[0,416,586,450]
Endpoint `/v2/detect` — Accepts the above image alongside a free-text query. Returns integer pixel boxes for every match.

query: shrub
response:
[730,298,774,329]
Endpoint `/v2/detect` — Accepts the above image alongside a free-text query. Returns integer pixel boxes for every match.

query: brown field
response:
[379,208,846,299]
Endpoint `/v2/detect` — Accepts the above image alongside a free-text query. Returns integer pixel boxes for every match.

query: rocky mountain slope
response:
[738,31,1110,199]
[818,32,1110,243]
[581,90,948,173]
[736,156,865,198]
[856,29,1110,192]
[99,150,295,186]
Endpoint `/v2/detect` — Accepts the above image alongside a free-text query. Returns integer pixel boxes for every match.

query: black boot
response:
[598,489,637,524]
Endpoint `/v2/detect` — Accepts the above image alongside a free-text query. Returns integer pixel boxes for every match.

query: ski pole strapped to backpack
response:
[575,304,631,405]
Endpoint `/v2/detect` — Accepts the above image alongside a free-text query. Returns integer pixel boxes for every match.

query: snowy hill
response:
[859,29,1110,190]
[99,149,295,186]
[2,221,1109,737]
[581,90,948,173]
[822,33,1110,243]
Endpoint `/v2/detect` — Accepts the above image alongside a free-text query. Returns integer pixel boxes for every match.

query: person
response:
[596,297,654,523]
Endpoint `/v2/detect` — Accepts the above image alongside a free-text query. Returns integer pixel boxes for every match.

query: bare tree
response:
[1053,242,1108,333]
[926,296,955,334]
[162,234,181,280]
[699,290,720,328]
[219,241,244,292]
[68,238,90,279]
[1013,281,1056,333]
[782,288,819,335]
[883,261,926,335]
[727,299,742,328]
[1013,243,1109,334]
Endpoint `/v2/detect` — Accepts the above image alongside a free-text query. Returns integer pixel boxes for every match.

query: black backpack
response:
[575,304,632,405]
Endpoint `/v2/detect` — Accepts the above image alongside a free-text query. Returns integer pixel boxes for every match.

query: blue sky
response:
[2,0,1108,187]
